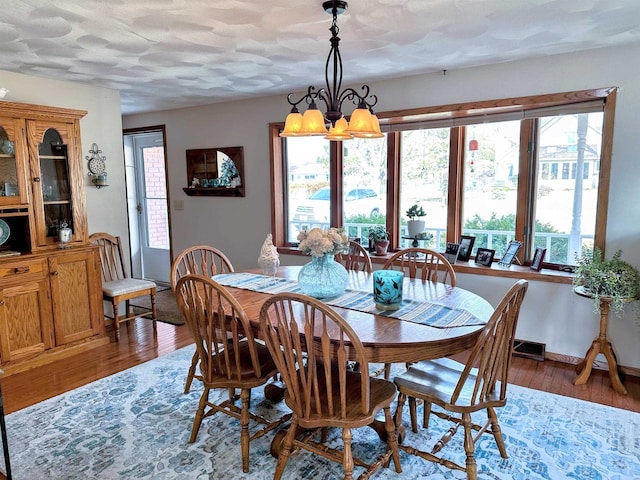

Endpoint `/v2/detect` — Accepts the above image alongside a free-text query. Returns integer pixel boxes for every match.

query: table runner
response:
[213,272,485,328]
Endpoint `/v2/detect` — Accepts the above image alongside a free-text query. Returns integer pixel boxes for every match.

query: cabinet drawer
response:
[0,258,48,283]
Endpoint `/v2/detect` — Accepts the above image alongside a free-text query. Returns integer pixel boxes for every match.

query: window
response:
[399,128,450,249]
[270,87,616,270]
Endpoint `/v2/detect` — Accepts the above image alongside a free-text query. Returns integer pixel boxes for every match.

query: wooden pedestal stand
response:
[573,287,633,395]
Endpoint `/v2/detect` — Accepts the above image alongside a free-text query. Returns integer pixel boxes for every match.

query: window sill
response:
[277,247,574,284]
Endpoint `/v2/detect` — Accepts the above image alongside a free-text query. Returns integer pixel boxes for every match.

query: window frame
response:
[270,87,616,270]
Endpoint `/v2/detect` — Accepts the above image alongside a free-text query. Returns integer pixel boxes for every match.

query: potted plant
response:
[573,247,640,316]
[406,204,426,237]
[368,224,390,255]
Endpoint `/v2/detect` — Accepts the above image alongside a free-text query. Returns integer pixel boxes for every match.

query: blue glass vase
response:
[298,253,348,298]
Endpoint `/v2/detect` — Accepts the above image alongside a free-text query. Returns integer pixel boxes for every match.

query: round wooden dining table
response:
[221,266,494,365]
[216,266,494,447]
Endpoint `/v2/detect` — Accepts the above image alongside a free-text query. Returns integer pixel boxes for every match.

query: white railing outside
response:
[290,220,593,265]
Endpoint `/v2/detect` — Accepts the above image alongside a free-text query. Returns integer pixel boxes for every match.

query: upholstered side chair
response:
[89,232,157,342]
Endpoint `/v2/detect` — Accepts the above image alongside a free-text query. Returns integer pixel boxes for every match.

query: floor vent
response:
[513,339,546,362]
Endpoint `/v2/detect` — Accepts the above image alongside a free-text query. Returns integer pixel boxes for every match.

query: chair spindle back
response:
[260,292,370,419]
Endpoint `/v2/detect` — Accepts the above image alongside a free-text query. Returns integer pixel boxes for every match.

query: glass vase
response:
[298,253,348,298]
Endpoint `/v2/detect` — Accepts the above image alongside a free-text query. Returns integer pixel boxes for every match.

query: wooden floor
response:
[2,318,639,415]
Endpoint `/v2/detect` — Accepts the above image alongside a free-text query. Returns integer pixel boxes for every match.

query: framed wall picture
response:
[530,247,546,271]
[457,235,476,262]
[475,248,495,267]
[498,240,523,267]
[444,242,460,264]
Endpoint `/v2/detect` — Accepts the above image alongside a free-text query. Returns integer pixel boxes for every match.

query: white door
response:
[126,131,170,283]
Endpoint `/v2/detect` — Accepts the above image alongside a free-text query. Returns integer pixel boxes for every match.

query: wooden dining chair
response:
[89,232,157,342]
[380,247,457,378]
[392,279,528,480]
[383,247,456,286]
[259,292,402,480]
[171,245,235,393]
[336,240,372,273]
[175,274,290,473]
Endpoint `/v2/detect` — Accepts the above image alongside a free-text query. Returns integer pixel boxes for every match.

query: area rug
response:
[2,346,639,479]
[130,287,186,325]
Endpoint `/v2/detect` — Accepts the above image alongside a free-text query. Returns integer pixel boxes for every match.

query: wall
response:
[0,70,129,250]
[118,42,637,370]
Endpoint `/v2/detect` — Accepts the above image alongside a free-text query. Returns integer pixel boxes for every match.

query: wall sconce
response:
[86,143,108,188]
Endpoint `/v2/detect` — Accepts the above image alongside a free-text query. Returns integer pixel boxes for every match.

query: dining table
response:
[213,265,494,447]
[214,266,494,366]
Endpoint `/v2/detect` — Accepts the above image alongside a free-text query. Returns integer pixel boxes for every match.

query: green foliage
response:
[368,224,389,242]
[345,213,386,239]
[464,213,569,263]
[405,203,426,220]
[573,247,640,316]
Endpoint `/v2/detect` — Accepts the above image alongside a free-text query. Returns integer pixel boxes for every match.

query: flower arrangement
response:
[573,247,640,316]
[297,227,349,258]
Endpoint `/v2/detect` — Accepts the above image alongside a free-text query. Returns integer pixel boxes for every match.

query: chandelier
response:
[280,1,383,141]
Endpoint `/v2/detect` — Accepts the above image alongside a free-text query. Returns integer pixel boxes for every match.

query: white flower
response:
[297,227,349,258]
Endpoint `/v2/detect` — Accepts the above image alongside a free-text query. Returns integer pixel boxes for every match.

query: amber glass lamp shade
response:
[280,110,304,137]
[325,116,352,141]
[346,107,379,138]
[367,114,384,138]
[300,106,329,135]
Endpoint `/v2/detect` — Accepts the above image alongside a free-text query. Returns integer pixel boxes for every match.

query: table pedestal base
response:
[574,337,627,395]
[573,297,627,395]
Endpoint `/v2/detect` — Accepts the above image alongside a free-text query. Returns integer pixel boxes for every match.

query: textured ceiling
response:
[1,0,640,115]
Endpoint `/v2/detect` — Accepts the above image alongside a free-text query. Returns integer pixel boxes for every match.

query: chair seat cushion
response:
[102,278,157,297]
[394,357,502,408]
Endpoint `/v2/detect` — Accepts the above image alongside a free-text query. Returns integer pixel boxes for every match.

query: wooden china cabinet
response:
[0,101,106,374]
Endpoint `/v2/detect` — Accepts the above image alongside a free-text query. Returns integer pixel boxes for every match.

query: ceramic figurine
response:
[258,233,279,276]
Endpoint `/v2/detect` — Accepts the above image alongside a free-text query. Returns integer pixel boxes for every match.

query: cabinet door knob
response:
[33,177,41,182]
[0,301,4,306]
[51,270,59,276]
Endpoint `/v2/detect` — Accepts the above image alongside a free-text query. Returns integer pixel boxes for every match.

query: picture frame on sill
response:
[530,247,546,271]
[498,240,523,267]
[457,235,476,262]
[475,248,495,267]
[444,242,460,264]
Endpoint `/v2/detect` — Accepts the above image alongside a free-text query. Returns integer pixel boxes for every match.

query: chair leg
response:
[190,387,210,443]
[150,291,158,334]
[341,427,354,480]
[273,418,298,480]
[184,351,200,394]
[488,407,508,458]
[383,407,402,473]
[462,413,477,480]
[393,392,406,430]
[112,299,120,342]
[240,388,251,473]
[408,397,418,433]
[422,400,432,429]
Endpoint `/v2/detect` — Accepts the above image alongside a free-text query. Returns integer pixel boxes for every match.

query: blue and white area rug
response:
[2,346,639,479]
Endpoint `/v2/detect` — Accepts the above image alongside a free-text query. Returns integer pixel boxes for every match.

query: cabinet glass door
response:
[27,118,81,248]
[0,117,27,206]
[39,128,73,241]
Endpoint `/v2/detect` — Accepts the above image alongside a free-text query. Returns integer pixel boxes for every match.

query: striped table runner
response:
[213,272,485,328]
